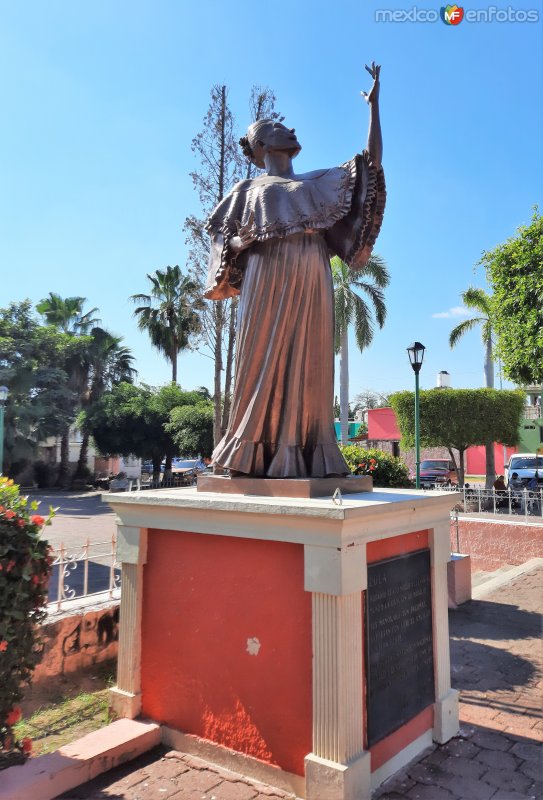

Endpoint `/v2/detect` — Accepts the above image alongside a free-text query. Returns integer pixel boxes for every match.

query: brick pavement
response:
[60,565,542,800]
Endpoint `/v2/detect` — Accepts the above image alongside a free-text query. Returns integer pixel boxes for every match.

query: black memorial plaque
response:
[365,548,434,746]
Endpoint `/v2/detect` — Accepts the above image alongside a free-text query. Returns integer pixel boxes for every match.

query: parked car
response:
[419,459,457,488]
[504,454,543,487]
[171,458,207,485]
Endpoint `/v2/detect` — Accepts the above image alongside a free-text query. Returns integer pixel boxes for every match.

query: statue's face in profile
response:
[248,120,301,168]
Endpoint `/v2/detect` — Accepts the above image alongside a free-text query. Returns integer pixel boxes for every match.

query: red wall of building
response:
[140,529,312,776]
[367,407,402,441]
[465,444,517,476]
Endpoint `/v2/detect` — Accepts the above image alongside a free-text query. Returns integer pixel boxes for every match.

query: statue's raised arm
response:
[361,62,382,167]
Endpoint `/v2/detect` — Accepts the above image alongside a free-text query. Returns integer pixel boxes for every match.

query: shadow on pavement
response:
[450,638,537,693]
[449,600,542,640]
[31,492,113,517]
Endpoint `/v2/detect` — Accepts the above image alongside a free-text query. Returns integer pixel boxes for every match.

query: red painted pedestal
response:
[108,487,459,800]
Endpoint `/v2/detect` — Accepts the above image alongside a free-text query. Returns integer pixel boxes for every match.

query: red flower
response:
[32,574,40,585]
[0,640,8,652]
[31,515,45,527]
[17,519,26,528]
[22,737,32,754]
[6,560,16,572]
[6,707,22,726]
[4,510,16,520]
[0,505,5,513]
[370,458,377,464]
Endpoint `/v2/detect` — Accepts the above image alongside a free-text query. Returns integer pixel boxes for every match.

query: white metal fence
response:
[47,534,121,613]
[424,484,543,521]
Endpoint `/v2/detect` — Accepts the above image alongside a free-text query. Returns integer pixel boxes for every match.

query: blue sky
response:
[1,0,541,398]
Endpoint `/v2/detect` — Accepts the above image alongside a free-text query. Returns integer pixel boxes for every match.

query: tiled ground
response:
[61,565,542,800]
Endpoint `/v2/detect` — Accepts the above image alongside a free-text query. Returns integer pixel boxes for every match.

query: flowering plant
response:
[339,445,412,488]
[0,476,54,769]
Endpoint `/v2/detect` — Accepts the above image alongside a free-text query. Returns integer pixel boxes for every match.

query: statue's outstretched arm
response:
[361,62,382,168]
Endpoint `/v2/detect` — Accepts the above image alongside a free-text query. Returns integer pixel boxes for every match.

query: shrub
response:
[339,445,412,488]
[0,477,53,769]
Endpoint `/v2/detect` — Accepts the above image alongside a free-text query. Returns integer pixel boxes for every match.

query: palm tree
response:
[449,286,495,487]
[449,287,494,388]
[331,255,390,444]
[36,293,101,334]
[37,295,102,486]
[131,266,202,383]
[74,328,136,479]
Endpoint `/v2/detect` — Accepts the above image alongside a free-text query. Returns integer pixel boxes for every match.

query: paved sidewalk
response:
[61,565,542,800]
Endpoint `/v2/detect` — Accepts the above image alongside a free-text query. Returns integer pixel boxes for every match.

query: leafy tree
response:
[0,302,82,477]
[83,383,211,480]
[449,286,495,486]
[131,266,202,384]
[331,255,389,444]
[480,208,543,386]
[166,403,214,458]
[390,389,524,486]
[185,84,282,444]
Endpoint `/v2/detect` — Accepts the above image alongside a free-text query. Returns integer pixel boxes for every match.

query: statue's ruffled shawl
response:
[204,150,386,300]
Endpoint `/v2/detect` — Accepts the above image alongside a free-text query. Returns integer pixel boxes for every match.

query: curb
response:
[0,719,160,800]
[471,557,543,600]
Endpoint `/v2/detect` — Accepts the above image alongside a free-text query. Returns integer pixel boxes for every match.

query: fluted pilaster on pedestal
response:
[312,592,364,763]
[430,523,459,743]
[109,526,147,720]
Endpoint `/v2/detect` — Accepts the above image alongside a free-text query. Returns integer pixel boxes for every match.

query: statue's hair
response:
[239,135,254,161]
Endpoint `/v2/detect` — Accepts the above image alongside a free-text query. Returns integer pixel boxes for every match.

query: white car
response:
[504,453,543,487]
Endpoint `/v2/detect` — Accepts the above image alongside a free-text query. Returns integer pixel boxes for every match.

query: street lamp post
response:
[407,343,426,489]
[0,385,8,476]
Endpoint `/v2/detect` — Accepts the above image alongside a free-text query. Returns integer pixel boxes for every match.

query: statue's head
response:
[239,119,301,169]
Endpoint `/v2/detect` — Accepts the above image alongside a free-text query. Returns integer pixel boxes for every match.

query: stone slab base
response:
[0,719,160,800]
[162,726,306,798]
[197,474,373,498]
[305,752,371,800]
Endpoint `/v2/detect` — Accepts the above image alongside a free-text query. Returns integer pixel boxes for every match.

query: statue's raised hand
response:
[361,62,381,105]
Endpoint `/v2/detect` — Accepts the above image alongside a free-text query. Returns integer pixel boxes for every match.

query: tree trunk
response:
[56,427,70,488]
[485,443,496,490]
[447,447,460,485]
[339,328,349,444]
[152,454,162,484]
[74,431,90,480]
[484,335,494,389]
[172,340,178,383]
[221,298,237,436]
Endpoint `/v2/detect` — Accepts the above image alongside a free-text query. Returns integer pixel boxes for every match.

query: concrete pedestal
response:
[108,486,460,800]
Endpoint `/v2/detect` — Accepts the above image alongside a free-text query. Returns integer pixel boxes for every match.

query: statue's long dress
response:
[205,152,385,478]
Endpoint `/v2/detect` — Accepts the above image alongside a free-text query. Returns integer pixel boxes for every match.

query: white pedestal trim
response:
[434,689,460,744]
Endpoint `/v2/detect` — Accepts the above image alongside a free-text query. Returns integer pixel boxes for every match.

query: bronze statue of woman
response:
[204,63,385,479]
